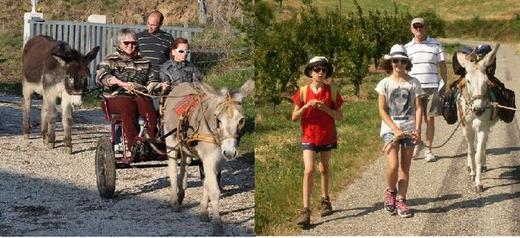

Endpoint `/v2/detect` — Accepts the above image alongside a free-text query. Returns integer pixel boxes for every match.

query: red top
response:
[292,84,344,145]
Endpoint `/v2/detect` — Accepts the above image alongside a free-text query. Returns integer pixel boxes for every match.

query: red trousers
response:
[103,95,158,151]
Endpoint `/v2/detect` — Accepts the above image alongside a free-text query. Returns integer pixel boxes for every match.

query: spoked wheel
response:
[95,137,116,198]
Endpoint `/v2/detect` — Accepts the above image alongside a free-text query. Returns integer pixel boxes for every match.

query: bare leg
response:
[302,150,316,209]
[397,145,414,199]
[385,143,399,192]
[318,151,331,198]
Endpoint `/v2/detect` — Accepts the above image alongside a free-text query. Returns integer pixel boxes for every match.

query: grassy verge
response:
[255,73,383,235]
[445,16,520,42]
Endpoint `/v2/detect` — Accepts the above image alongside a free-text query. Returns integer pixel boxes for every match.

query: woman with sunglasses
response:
[376,44,423,218]
[291,56,344,228]
[159,37,202,85]
[96,28,166,154]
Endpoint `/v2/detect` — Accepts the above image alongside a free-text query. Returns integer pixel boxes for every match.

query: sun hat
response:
[383,44,409,60]
[411,17,425,27]
[304,56,333,78]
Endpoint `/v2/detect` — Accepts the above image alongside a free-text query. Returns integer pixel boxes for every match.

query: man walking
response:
[405,17,447,162]
[137,10,174,80]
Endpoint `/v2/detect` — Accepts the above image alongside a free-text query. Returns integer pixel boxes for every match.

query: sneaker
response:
[396,199,413,218]
[296,208,311,228]
[412,142,424,158]
[424,150,437,162]
[320,197,333,217]
[383,188,397,215]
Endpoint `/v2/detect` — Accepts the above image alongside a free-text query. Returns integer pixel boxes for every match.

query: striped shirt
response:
[405,37,446,88]
[136,30,174,80]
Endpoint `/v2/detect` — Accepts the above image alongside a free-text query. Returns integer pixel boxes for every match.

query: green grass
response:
[255,74,383,235]
[273,0,520,20]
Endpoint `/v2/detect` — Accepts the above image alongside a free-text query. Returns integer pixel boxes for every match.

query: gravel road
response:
[0,96,254,236]
[303,41,520,236]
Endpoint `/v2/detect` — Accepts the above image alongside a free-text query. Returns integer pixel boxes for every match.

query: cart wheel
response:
[95,137,116,198]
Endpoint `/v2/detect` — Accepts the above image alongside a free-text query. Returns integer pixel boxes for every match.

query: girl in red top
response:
[291,56,344,228]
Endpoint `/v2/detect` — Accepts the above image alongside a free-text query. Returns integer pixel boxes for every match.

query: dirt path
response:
[0,97,254,236]
[303,40,520,235]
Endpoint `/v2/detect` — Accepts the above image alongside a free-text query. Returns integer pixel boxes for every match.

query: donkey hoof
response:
[212,222,224,235]
[470,175,475,182]
[23,134,30,140]
[200,212,210,222]
[64,146,72,154]
[475,185,484,193]
[466,166,471,173]
[481,166,487,172]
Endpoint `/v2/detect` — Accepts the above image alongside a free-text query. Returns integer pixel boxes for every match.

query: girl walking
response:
[375,45,423,218]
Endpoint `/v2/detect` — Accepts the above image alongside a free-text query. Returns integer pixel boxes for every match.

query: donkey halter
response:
[186,92,243,146]
[212,92,244,142]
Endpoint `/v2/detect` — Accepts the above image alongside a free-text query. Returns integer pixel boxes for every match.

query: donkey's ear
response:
[479,43,500,68]
[239,79,255,98]
[199,82,218,96]
[52,55,67,67]
[455,51,469,69]
[84,46,100,64]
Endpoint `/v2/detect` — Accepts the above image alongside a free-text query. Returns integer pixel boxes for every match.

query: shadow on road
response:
[416,191,520,214]
[0,170,220,236]
[427,146,520,162]
[311,194,463,227]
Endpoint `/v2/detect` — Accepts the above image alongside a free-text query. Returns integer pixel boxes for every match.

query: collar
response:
[170,60,189,67]
[412,36,431,44]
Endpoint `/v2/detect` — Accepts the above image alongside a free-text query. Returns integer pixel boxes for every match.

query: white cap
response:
[383,44,408,60]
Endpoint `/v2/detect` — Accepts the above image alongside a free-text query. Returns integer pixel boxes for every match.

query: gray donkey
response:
[162,80,254,235]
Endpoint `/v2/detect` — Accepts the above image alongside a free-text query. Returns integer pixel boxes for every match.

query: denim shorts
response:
[382,132,415,147]
[301,142,337,152]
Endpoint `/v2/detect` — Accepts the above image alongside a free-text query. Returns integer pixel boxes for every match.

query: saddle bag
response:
[495,86,516,123]
[441,88,458,125]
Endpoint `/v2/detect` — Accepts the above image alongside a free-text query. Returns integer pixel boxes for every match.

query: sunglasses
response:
[175,49,191,54]
[123,41,138,46]
[413,24,424,30]
[312,67,327,73]
[392,58,408,64]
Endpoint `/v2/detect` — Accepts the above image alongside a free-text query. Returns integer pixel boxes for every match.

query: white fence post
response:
[23,13,43,46]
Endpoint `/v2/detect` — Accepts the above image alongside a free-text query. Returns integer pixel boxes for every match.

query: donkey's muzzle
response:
[222,150,237,160]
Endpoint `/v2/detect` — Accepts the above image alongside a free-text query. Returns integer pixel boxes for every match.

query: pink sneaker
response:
[396,199,413,218]
[383,189,397,215]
